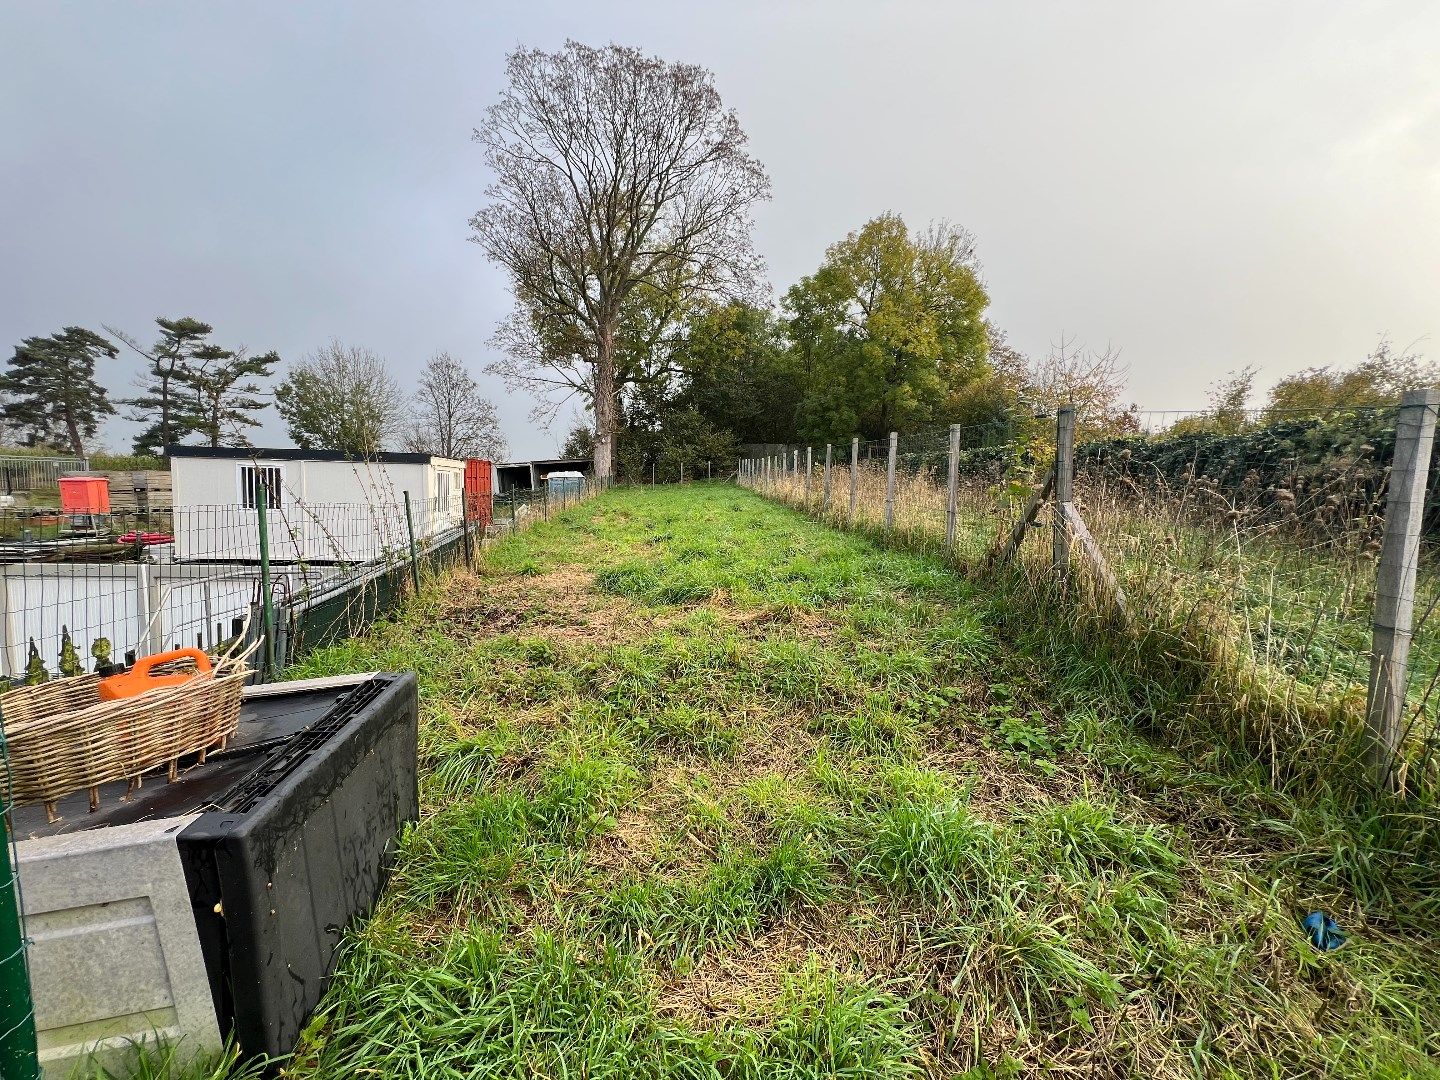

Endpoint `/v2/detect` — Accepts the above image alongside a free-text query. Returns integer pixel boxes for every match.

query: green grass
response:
[253,484,1440,1079]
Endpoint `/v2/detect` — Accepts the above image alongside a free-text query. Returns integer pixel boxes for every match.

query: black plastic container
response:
[177,673,418,1063]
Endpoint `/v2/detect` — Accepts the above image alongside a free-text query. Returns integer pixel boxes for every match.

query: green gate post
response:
[255,482,276,680]
[403,491,421,594]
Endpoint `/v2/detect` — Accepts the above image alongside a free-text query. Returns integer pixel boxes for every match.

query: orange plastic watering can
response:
[98,647,212,701]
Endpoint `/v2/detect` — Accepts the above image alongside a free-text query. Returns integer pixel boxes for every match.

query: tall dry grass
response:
[745,453,1440,805]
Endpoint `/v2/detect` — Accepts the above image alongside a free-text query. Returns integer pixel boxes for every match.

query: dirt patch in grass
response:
[655,903,893,1026]
[586,719,822,879]
[440,566,653,645]
[919,735,1083,817]
[587,801,674,876]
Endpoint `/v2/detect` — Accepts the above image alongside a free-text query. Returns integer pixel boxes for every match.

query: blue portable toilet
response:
[546,470,585,497]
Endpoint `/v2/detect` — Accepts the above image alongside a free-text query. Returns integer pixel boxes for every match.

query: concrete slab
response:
[16,814,222,1078]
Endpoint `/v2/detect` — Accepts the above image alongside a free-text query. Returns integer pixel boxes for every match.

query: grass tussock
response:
[232,483,1440,1080]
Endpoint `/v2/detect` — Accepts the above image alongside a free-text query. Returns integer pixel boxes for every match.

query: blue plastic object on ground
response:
[1303,910,1346,950]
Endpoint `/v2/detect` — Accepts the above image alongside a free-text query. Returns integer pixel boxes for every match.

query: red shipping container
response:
[464,459,493,528]
[59,475,110,515]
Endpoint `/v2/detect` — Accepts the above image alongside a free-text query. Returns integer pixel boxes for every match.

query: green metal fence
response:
[0,700,40,1080]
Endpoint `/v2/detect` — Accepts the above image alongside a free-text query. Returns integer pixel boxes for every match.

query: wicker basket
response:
[0,653,250,819]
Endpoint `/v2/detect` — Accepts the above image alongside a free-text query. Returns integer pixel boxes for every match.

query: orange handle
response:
[130,648,212,679]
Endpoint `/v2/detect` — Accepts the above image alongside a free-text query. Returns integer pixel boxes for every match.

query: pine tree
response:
[189,347,281,447]
[111,316,215,456]
[0,326,117,454]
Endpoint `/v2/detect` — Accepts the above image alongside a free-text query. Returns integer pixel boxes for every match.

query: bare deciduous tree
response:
[470,40,770,479]
[403,352,509,460]
[1027,334,1137,436]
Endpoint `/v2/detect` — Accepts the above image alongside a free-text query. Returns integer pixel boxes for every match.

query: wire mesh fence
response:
[0,471,600,1078]
[0,455,89,498]
[741,401,1440,801]
[0,478,601,687]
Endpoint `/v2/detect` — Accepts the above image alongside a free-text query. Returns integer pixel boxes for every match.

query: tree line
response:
[472,41,1433,482]
[0,320,508,462]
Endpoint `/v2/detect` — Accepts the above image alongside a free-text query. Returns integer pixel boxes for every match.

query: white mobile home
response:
[168,447,468,562]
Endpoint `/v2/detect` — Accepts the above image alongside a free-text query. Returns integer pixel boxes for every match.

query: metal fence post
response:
[0,756,40,1080]
[849,437,859,522]
[805,447,813,503]
[946,423,960,550]
[822,444,833,511]
[883,431,898,530]
[402,490,421,595]
[256,482,276,679]
[1053,406,1076,577]
[461,491,474,567]
[510,489,518,530]
[1367,389,1440,790]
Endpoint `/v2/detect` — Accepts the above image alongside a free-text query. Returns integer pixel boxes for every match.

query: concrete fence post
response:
[255,481,275,678]
[822,444,833,511]
[805,447,813,503]
[0,573,12,680]
[946,423,961,551]
[1367,389,1440,791]
[849,437,859,523]
[1053,406,1076,577]
[883,431,898,531]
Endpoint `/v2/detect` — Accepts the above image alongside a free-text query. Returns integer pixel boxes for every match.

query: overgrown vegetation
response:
[764,415,1440,806]
[250,484,1440,1079]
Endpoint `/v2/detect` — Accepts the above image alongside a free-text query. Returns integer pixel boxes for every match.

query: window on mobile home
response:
[239,465,284,510]
[437,470,452,515]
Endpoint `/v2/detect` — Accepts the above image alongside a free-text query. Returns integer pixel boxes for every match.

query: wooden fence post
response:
[946,423,960,550]
[822,444,833,511]
[1367,389,1440,791]
[849,437,859,522]
[1053,406,1076,577]
[884,431,898,531]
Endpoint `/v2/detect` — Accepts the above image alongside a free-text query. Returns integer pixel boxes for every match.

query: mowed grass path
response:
[282,484,1439,1079]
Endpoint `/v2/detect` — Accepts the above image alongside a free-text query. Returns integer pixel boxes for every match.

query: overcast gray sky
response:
[3,1,1438,460]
